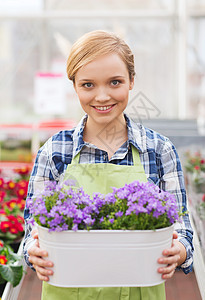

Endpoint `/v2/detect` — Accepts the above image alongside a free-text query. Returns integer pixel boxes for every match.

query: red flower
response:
[6,180,16,190]
[200,159,205,164]
[16,180,28,199]
[1,215,24,235]
[3,198,25,211]
[0,178,4,188]
[17,199,26,210]
[16,215,24,224]
[194,165,200,171]
[0,221,11,233]
[17,180,29,189]
[6,216,24,233]
[4,199,17,210]
[202,194,205,202]
[15,222,24,232]
[14,166,31,176]
[0,240,4,248]
[6,215,18,224]
[0,255,7,265]
[16,188,27,199]
[0,190,6,202]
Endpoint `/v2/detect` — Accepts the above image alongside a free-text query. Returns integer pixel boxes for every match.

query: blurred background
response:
[0,1,205,300]
[0,0,205,123]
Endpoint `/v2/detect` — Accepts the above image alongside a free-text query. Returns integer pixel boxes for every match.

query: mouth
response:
[92,104,116,112]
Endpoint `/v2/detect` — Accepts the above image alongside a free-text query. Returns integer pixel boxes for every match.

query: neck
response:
[83,114,128,149]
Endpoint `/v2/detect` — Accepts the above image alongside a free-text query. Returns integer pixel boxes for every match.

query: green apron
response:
[42,145,166,300]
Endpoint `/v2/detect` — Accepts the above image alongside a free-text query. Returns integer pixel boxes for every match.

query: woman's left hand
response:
[157,231,186,279]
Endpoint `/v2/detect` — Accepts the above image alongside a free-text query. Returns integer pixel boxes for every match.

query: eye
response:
[82,82,93,88]
[111,80,120,86]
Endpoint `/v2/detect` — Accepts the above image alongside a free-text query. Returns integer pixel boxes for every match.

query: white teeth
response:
[95,105,112,111]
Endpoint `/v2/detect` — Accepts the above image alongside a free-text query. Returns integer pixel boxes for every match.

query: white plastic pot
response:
[37,224,174,287]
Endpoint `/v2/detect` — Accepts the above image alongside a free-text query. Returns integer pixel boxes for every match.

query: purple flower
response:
[116,186,130,199]
[99,216,104,223]
[115,211,123,218]
[58,192,66,200]
[30,179,180,232]
[109,218,114,224]
[104,193,116,204]
[72,224,78,231]
[84,217,95,226]
[39,216,46,224]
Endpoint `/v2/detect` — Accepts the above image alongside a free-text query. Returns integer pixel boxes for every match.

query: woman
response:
[23,30,194,300]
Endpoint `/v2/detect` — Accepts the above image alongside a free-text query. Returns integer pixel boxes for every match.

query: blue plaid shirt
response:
[23,113,194,274]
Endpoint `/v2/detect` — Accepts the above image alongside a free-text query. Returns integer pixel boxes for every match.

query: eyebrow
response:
[78,76,126,82]
[78,79,93,82]
[109,76,126,79]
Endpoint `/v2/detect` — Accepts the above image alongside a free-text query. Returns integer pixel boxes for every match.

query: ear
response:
[129,76,134,90]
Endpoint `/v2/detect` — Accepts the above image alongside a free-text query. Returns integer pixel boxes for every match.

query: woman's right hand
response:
[28,229,54,281]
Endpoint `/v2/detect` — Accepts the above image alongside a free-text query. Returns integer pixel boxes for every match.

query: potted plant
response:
[0,167,30,251]
[27,180,183,287]
[195,194,205,258]
[184,151,205,194]
[0,240,23,296]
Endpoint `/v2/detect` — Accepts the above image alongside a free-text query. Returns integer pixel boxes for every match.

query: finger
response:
[159,263,177,279]
[28,245,48,258]
[158,254,180,266]
[158,262,177,278]
[37,273,49,282]
[33,232,38,239]
[162,268,176,279]
[34,266,50,282]
[31,229,38,239]
[34,264,53,277]
[158,262,177,274]
[162,243,180,257]
[172,231,178,240]
[29,255,53,268]
[35,239,40,248]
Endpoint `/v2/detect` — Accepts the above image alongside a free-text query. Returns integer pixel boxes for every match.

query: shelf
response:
[190,212,205,300]
[1,240,28,300]
[0,162,33,170]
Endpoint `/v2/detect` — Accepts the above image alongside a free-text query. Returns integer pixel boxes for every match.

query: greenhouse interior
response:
[0,0,205,299]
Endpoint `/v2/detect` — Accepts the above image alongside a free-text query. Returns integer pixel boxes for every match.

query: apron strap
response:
[71,144,141,166]
[71,151,80,165]
[130,144,141,167]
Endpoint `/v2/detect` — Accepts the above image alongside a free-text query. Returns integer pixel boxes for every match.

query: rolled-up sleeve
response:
[159,139,194,274]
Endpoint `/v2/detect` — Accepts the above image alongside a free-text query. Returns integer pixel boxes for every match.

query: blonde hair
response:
[66,30,135,83]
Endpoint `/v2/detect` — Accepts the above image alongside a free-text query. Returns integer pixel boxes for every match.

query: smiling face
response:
[74,53,134,129]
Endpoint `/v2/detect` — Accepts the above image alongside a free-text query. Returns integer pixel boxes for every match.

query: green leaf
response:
[7,245,22,261]
[0,231,18,241]
[0,264,23,287]
[0,273,6,284]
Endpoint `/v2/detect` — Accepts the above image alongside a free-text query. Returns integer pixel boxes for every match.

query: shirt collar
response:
[72,113,145,158]
[72,114,88,158]
[124,114,145,153]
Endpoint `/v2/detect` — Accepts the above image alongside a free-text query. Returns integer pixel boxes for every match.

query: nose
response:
[95,87,111,102]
